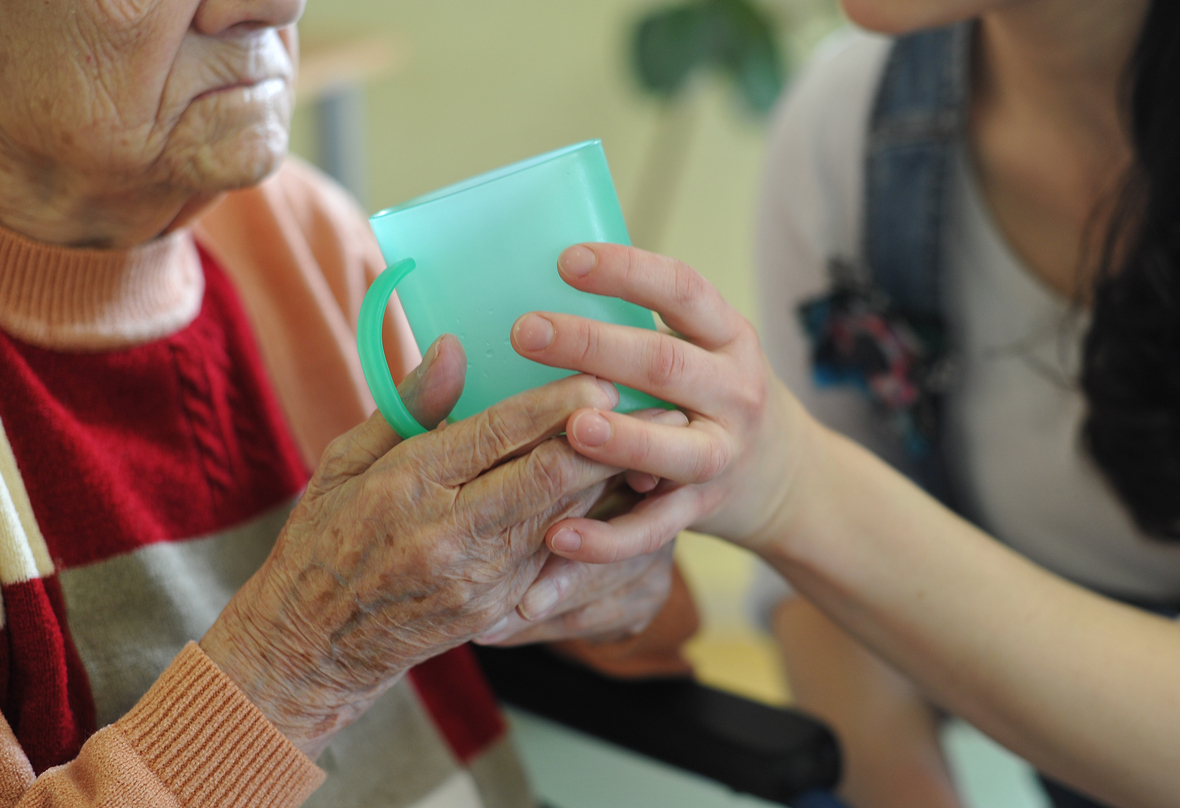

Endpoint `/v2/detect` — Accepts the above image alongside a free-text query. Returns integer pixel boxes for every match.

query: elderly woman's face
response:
[0,0,303,216]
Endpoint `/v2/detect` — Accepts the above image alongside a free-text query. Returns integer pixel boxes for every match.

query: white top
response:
[752,29,1180,606]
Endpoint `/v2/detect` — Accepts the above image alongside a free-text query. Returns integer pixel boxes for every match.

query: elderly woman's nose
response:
[192,0,305,35]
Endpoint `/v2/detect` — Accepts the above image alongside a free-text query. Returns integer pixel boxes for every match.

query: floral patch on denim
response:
[797,259,954,457]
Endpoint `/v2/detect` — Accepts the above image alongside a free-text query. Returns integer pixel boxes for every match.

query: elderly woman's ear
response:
[0,0,302,249]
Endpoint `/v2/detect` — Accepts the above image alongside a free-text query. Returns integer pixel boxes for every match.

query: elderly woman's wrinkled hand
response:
[474,540,678,646]
[200,335,622,758]
[471,407,689,646]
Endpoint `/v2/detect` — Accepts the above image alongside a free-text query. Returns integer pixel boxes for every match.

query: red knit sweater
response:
[0,246,309,771]
[0,161,520,808]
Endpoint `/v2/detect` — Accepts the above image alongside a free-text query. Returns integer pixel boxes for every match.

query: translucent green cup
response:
[361,140,666,438]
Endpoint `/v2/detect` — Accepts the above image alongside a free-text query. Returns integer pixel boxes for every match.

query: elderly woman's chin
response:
[172,79,295,194]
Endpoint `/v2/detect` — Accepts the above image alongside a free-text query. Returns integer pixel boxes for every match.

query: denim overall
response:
[847,21,1123,808]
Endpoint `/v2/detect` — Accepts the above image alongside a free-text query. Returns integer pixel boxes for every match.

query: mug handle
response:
[357,258,429,438]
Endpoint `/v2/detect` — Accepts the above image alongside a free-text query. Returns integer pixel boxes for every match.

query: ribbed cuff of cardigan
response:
[115,642,325,808]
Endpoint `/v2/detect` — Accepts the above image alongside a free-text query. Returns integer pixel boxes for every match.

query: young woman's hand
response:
[511,243,817,563]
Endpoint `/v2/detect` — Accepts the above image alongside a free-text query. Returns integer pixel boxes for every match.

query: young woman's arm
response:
[753,31,964,808]
[770,418,1180,808]
[515,242,1180,808]
[773,598,963,808]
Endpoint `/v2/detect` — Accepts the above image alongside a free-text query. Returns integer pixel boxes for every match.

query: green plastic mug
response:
[360,140,665,438]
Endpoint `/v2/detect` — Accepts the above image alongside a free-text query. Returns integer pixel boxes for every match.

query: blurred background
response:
[290,0,844,707]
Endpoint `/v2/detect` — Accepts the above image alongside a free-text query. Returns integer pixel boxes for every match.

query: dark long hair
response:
[1081,0,1180,539]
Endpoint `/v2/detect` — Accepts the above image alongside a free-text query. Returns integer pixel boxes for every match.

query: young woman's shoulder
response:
[758,27,892,281]
[775,27,892,140]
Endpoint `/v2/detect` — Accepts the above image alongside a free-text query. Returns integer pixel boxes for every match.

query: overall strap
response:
[796,23,974,502]
[864,22,973,317]
[862,23,972,504]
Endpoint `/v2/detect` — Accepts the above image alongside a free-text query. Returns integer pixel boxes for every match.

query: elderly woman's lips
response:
[194,77,286,102]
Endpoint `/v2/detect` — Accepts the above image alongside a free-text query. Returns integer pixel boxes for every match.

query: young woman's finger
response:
[622,408,690,492]
[544,485,701,564]
[627,407,691,427]
[557,243,744,351]
[564,407,731,485]
[513,312,724,413]
[626,471,660,493]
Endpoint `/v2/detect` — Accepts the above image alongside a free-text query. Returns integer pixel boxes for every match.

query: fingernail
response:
[551,528,582,554]
[416,342,437,378]
[653,408,689,426]
[513,314,555,351]
[596,378,620,407]
[559,245,597,277]
[474,615,511,644]
[572,410,611,447]
[519,579,560,621]
[631,473,658,492]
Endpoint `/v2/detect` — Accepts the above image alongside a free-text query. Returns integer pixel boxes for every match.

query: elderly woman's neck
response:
[0,150,207,250]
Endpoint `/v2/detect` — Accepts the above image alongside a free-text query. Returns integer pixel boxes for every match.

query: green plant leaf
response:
[632,0,785,114]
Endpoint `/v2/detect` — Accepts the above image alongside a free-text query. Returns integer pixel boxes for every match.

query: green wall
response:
[292,0,841,325]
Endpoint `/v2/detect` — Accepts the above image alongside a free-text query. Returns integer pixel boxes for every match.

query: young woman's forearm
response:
[773,598,964,808]
[762,424,1180,808]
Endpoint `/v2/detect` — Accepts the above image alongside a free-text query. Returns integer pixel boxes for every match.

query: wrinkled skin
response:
[202,336,628,757]
[0,0,302,247]
[479,538,679,646]
[481,406,689,644]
